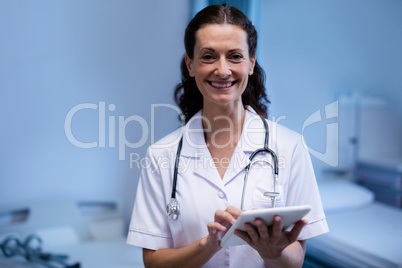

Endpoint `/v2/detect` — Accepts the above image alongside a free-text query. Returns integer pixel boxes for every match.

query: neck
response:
[202,102,246,147]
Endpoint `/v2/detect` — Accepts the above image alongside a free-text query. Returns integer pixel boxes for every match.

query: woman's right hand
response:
[143,207,243,268]
[205,206,242,250]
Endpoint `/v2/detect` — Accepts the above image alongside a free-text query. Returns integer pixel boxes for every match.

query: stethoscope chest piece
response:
[166,198,180,220]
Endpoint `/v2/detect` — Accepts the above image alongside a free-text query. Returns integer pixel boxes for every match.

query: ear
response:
[249,55,256,75]
[185,54,195,77]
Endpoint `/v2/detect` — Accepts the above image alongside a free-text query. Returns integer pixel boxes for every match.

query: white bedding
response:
[307,180,402,268]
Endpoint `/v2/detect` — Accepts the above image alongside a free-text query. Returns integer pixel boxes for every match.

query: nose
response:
[214,58,231,78]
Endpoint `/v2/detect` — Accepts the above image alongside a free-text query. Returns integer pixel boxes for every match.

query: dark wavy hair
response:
[174,4,269,123]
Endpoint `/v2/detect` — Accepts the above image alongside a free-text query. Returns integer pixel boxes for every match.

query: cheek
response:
[235,63,251,76]
[193,67,212,86]
[236,69,251,93]
[235,66,251,83]
[193,76,207,96]
[196,64,213,76]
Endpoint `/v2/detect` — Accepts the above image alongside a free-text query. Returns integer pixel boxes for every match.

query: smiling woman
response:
[127,4,329,268]
[185,23,256,112]
[175,3,268,123]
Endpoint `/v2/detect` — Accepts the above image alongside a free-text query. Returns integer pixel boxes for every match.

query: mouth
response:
[208,81,237,89]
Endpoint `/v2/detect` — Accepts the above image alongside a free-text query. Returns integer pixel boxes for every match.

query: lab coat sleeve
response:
[127,146,173,250]
[286,138,329,240]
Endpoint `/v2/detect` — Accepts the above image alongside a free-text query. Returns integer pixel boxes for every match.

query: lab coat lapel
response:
[222,107,265,184]
[240,107,267,154]
[221,146,249,185]
[180,111,225,190]
[179,108,267,189]
[191,147,223,187]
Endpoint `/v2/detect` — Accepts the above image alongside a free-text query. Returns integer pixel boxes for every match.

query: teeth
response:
[211,82,234,88]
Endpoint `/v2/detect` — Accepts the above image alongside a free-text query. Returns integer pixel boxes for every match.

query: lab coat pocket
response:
[252,185,284,209]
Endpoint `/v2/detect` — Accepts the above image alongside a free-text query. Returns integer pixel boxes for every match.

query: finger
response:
[271,215,283,239]
[254,218,269,240]
[225,206,242,219]
[244,223,259,242]
[286,219,308,243]
[207,221,227,235]
[234,229,251,244]
[214,210,236,225]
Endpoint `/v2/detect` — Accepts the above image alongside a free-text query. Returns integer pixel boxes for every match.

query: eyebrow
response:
[199,47,245,53]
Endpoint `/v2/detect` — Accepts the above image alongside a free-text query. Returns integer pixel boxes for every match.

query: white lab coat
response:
[127,107,329,268]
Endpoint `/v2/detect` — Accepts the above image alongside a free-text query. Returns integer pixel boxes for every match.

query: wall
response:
[1,0,402,223]
[0,0,189,220]
[259,0,402,177]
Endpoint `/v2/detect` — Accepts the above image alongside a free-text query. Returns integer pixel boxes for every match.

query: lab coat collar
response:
[180,110,208,158]
[179,107,267,186]
[180,110,222,187]
[180,107,266,157]
[238,106,268,153]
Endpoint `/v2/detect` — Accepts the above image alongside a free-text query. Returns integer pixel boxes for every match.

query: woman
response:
[127,4,328,267]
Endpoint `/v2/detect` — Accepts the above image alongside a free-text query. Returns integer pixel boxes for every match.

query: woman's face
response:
[185,24,256,109]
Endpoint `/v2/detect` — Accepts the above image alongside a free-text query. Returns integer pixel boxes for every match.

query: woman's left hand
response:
[234,215,307,260]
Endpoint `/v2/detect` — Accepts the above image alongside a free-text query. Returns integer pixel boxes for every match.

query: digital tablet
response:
[220,205,312,247]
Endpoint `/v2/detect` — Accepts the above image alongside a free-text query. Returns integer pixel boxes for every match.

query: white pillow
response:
[318,179,374,214]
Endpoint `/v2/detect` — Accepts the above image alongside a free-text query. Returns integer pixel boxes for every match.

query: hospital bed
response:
[0,197,144,268]
[304,179,402,268]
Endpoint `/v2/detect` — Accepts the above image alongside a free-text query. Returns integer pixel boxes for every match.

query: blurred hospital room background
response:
[1,0,401,267]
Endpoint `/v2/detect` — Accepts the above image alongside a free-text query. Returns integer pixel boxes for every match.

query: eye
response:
[229,54,244,62]
[201,54,215,62]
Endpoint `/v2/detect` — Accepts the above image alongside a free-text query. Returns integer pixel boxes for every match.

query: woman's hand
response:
[204,206,242,251]
[144,207,243,268]
[234,215,307,260]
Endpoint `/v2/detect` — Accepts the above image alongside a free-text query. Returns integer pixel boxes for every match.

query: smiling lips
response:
[208,81,237,89]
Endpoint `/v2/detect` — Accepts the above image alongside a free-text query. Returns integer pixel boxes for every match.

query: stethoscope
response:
[166,116,279,220]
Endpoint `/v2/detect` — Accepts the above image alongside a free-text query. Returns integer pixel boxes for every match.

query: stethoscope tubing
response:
[167,115,278,220]
[171,136,183,199]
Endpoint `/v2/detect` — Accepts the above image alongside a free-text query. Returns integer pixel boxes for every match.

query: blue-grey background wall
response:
[1,0,401,222]
[0,0,190,219]
[259,0,402,175]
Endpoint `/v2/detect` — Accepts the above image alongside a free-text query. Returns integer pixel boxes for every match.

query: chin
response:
[210,97,242,107]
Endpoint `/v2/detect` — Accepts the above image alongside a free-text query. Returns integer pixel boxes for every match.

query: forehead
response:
[194,24,249,51]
